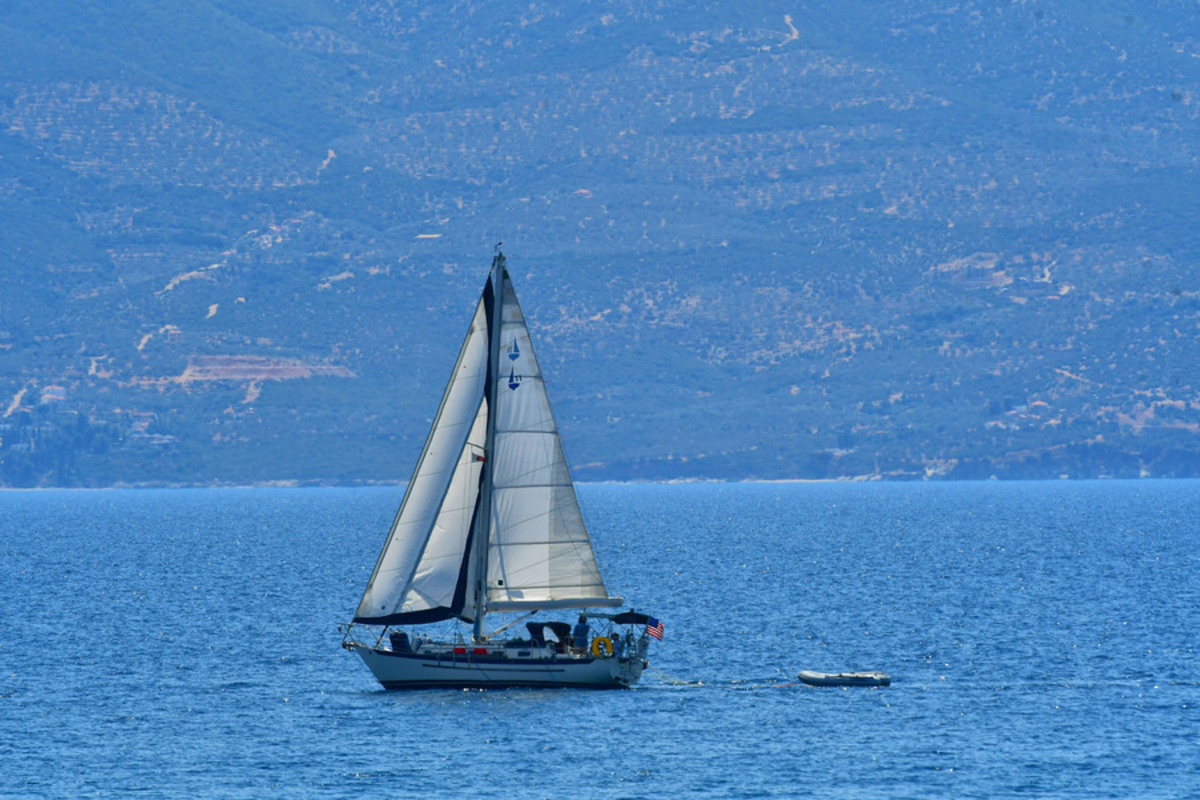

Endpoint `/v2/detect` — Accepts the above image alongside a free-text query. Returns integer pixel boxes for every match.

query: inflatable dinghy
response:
[797,670,891,687]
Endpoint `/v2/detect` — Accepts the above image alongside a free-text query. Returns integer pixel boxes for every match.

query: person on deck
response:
[573,615,590,654]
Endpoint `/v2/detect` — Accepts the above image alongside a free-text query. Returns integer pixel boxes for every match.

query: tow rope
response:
[644,665,801,689]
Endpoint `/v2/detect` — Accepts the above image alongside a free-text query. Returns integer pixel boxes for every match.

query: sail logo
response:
[505,339,523,390]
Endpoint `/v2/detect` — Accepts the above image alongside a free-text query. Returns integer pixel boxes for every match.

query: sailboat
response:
[342,248,660,689]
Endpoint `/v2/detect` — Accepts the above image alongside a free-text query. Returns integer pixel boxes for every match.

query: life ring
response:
[590,636,613,657]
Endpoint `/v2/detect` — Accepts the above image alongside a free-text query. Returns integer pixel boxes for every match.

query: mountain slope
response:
[2,0,1199,485]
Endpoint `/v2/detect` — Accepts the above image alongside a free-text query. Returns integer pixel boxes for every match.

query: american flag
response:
[646,617,664,640]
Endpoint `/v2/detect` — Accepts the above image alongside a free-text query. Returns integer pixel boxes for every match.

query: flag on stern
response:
[646,617,664,640]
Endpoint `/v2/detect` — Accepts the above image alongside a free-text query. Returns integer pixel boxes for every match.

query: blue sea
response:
[2,481,1198,798]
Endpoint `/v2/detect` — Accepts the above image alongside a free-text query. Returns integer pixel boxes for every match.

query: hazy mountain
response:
[3,0,1199,486]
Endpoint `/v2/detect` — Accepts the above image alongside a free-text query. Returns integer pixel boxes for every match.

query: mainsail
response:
[485,268,620,612]
[353,254,620,630]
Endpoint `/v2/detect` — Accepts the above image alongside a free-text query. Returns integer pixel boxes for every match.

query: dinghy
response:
[798,670,891,687]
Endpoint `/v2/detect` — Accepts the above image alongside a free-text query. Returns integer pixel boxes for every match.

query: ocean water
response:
[2,480,1197,799]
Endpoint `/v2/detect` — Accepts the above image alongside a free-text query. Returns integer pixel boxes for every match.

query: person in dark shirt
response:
[572,615,590,654]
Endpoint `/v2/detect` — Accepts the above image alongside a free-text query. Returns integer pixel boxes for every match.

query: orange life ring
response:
[590,636,613,657]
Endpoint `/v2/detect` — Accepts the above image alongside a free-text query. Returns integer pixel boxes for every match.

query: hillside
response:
[3,0,1200,486]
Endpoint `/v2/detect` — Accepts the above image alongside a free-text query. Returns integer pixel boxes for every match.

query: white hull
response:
[352,643,647,689]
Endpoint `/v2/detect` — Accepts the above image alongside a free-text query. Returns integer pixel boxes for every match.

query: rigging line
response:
[489,542,592,554]
[489,494,579,518]
[491,482,573,491]
[488,463,570,487]
[495,423,556,435]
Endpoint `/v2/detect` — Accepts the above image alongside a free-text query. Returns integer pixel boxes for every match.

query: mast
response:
[472,247,506,641]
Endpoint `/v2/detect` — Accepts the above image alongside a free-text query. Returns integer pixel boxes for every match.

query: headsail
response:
[353,254,620,630]
[353,287,492,625]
